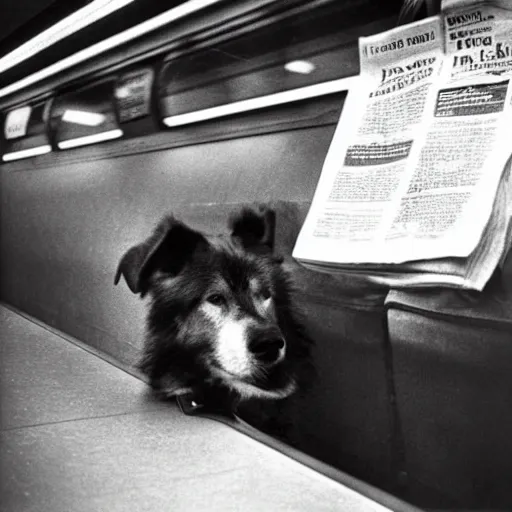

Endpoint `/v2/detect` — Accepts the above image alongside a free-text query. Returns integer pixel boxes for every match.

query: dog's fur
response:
[115,206,313,430]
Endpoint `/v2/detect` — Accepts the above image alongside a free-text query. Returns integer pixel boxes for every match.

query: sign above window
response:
[4,106,32,140]
[114,67,154,123]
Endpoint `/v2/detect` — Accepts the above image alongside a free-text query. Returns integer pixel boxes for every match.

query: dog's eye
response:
[260,288,271,300]
[206,293,226,306]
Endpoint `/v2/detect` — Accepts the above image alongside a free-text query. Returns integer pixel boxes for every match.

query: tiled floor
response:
[0,305,403,512]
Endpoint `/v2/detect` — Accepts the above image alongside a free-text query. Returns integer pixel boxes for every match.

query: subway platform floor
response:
[0,304,416,512]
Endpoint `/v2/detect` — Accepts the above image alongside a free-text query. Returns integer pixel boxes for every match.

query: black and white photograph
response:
[1,0,511,511]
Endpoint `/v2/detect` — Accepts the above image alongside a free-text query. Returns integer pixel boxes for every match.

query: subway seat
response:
[386,256,512,508]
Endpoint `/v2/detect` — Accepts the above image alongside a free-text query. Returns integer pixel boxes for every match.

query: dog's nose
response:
[249,334,285,364]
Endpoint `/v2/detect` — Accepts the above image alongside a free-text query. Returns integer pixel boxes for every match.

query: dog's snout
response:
[248,329,285,364]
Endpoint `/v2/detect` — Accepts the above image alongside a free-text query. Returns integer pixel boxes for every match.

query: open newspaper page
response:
[391,0,512,256]
[378,0,512,289]
[294,16,445,265]
[355,162,512,290]
[294,6,512,270]
[304,144,512,291]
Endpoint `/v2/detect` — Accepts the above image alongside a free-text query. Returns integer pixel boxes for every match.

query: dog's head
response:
[115,207,309,402]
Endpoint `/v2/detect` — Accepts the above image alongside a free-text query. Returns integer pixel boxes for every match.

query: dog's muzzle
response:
[248,326,286,365]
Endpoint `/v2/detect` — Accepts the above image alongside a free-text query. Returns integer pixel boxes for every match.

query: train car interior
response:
[1,0,511,511]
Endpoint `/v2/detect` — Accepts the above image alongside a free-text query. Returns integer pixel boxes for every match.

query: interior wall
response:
[1,126,329,358]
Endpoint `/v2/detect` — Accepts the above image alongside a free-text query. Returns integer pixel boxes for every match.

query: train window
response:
[51,79,123,150]
[159,1,399,127]
[1,102,51,162]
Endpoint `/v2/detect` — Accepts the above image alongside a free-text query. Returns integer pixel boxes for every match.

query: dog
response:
[114,206,313,437]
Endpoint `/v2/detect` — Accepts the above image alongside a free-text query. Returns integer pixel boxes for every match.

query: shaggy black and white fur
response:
[115,206,313,434]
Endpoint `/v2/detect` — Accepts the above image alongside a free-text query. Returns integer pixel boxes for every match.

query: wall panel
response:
[1,126,333,362]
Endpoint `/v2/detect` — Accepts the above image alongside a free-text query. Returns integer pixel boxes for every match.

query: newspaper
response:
[326,156,512,290]
[293,2,512,279]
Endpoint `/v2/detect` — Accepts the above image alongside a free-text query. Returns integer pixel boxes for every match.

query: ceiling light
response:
[0,0,135,75]
[284,60,316,74]
[163,76,358,127]
[2,145,52,162]
[0,0,226,99]
[62,110,106,126]
[58,129,123,149]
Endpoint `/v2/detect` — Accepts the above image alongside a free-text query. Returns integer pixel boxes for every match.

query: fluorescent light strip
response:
[284,60,316,75]
[163,76,359,127]
[0,0,135,75]
[58,129,123,149]
[62,109,106,126]
[0,0,225,99]
[2,144,52,162]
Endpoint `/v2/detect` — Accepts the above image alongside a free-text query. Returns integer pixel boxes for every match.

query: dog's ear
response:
[229,206,277,256]
[114,216,207,296]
